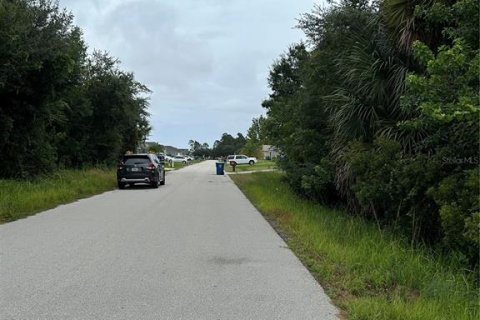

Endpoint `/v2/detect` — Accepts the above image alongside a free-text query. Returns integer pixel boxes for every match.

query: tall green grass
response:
[0,168,116,223]
[231,172,478,320]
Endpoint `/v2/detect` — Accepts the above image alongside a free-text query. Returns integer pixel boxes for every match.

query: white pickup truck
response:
[226,154,257,165]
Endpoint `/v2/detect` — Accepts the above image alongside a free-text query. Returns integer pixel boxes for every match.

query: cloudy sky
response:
[59,0,322,148]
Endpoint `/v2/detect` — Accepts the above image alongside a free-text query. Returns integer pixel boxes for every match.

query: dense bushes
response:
[260,0,479,264]
[0,0,150,178]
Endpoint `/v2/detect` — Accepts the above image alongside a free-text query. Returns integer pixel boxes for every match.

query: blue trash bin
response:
[216,162,224,175]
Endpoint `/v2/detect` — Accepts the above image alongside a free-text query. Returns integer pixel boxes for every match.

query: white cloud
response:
[60,0,321,147]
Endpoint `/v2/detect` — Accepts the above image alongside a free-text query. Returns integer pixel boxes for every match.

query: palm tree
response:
[382,0,447,52]
[325,12,412,210]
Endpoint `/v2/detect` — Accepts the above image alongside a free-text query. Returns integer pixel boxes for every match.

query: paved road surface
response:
[1,160,338,319]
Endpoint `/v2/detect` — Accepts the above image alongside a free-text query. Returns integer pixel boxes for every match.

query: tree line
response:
[254,0,479,264]
[188,132,249,159]
[0,0,150,178]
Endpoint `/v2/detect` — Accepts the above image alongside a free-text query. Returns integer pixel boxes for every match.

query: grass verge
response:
[0,168,116,223]
[224,159,277,173]
[230,172,478,320]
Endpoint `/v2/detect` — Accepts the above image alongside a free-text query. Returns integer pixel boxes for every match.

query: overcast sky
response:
[59,0,322,148]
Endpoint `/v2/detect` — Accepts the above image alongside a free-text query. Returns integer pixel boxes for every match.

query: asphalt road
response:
[0,160,338,320]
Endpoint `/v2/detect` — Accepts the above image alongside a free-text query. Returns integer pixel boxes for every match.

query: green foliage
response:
[148,142,164,154]
[189,140,211,158]
[224,159,277,173]
[0,0,151,177]
[0,168,116,223]
[0,0,83,176]
[212,133,247,157]
[397,1,479,261]
[347,138,442,243]
[299,158,336,203]
[404,40,479,124]
[232,172,479,320]
[84,51,151,164]
[428,170,479,263]
[257,0,479,265]
[241,116,268,158]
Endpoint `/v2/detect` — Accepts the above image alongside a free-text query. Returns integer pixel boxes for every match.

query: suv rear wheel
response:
[151,175,159,188]
[160,172,166,185]
[118,182,126,189]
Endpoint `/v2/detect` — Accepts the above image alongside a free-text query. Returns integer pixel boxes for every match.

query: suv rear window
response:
[123,157,150,165]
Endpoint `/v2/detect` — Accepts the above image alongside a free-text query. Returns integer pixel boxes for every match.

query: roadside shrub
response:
[428,169,479,264]
[347,138,442,243]
[300,157,337,204]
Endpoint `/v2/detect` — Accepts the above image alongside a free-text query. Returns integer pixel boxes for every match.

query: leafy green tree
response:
[148,142,164,154]
[212,133,247,157]
[188,140,201,153]
[0,0,152,176]
[257,0,479,264]
[0,0,85,177]
[83,51,151,164]
[397,1,479,260]
[189,140,211,158]
[242,116,268,158]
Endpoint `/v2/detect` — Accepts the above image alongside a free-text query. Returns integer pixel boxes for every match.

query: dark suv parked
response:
[117,154,165,189]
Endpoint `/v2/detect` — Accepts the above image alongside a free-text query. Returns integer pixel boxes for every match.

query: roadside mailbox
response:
[230,161,237,172]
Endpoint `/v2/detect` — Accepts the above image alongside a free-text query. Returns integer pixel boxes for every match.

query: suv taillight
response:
[146,162,155,170]
[117,162,124,170]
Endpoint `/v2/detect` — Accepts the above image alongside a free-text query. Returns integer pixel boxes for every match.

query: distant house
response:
[262,145,278,160]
